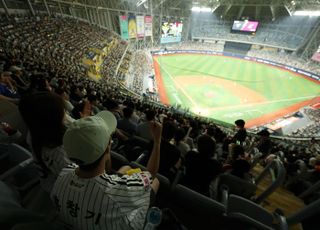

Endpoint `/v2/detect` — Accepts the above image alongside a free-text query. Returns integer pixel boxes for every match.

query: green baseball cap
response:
[63,111,117,165]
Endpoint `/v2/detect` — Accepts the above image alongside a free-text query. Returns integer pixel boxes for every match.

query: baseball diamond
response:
[154,54,320,127]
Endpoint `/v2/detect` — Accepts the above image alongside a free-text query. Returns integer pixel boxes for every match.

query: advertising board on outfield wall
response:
[152,50,320,82]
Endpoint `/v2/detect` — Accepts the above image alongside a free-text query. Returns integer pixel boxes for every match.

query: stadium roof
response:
[193,0,320,9]
[192,0,320,19]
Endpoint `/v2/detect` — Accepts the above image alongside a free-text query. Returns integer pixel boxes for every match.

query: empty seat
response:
[211,173,257,201]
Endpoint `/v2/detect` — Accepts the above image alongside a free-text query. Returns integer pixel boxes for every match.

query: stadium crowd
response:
[125,49,154,94]
[1,15,320,230]
[247,49,320,75]
[288,107,320,137]
[191,13,318,50]
[163,41,224,52]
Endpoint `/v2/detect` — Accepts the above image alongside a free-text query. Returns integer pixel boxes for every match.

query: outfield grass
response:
[155,54,320,126]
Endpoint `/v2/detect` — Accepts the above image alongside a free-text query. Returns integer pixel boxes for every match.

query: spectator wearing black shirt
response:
[158,121,181,181]
[183,135,222,196]
[117,107,137,135]
[257,129,272,156]
[232,119,247,144]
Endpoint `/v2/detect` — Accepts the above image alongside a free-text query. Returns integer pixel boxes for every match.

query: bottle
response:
[144,207,162,230]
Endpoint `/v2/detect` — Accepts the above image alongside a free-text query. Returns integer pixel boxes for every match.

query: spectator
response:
[51,111,162,230]
[0,71,19,102]
[136,109,156,141]
[88,94,100,115]
[103,98,122,120]
[28,73,52,92]
[9,65,28,91]
[0,121,21,143]
[18,91,71,192]
[256,129,272,156]
[158,121,181,180]
[230,145,252,181]
[183,134,222,196]
[55,88,74,114]
[174,127,191,158]
[232,119,247,144]
[71,100,91,119]
[117,106,137,135]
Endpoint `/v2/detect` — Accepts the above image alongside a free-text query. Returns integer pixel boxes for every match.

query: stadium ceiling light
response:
[191,7,212,12]
[293,11,320,16]
[137,0,148,7]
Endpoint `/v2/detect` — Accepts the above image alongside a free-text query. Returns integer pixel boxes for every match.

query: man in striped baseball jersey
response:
[51,111,162,230]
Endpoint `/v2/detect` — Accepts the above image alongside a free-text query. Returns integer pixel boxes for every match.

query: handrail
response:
[253,159,286,204]
[298,180,320,199]
[286,198,320,226]
[113,43,129,80]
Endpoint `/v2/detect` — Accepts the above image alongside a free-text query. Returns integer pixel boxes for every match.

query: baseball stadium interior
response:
[1,0,320,229]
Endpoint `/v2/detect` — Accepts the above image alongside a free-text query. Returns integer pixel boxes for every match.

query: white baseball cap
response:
[63,111,117,165]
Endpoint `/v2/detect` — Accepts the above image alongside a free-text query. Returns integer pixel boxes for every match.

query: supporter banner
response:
[136,16,145,38]
[119,15,129,40]
[144,16,153,37]
[128,15,137,39]
[152,50,320,82]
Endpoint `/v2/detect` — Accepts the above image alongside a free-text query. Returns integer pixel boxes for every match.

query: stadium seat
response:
[124,136,151,161]
[287,197,320,230]
[10,221,66,230]
[0,143,39,192]
[166,184,231,230]
[211,173,257,201]
[110,151,130,170]
[226,194,288,230]
[0,181,44,229]
[135,152,148,165]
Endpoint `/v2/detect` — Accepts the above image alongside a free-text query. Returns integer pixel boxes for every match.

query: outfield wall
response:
[151,50,320,82]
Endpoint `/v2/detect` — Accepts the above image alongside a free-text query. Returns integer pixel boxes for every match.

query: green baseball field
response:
[153,54,320,127]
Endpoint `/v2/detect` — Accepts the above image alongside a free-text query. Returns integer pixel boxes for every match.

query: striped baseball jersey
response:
[40,146,72,193]
[51,166,153,230]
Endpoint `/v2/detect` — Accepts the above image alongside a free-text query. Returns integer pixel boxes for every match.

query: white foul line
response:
[155,59,197,107]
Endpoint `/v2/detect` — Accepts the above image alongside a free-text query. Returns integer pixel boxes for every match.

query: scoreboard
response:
[232,20,259,33]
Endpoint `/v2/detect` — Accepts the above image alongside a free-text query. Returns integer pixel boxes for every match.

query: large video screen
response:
[311,45,320,63]
[232,20,259,33]
[161,19,183,44]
